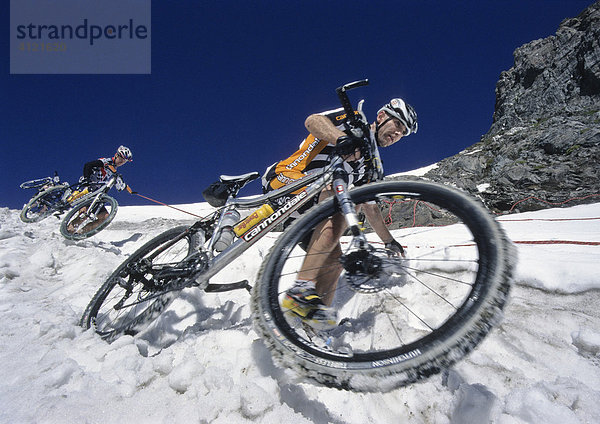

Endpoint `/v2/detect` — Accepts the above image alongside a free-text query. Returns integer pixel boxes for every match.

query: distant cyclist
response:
[81,145,133,190]
[262,99,418,329]
[67,146,133,233]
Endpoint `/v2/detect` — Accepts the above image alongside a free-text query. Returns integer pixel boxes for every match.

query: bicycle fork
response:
[74,180,114,229]
[332,171,368,248]
[71,195,103,231]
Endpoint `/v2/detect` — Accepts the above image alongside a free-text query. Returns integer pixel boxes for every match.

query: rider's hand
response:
[385,239,405,257]
[115,176,126,191]
[335,134,365,157]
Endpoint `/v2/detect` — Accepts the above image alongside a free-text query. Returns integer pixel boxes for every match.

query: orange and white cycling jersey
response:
[262,107,373,194]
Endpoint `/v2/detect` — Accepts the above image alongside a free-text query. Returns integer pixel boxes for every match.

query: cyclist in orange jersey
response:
[262,98,418,329]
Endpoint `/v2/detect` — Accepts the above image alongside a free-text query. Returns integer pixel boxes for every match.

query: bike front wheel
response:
[252,180,515,391]
[60,194,118,240]
[20,185,68,223]
[80,226,203,342]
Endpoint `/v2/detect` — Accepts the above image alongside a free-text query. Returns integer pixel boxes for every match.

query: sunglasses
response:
[386,113,408,136]
[116,152,131,161]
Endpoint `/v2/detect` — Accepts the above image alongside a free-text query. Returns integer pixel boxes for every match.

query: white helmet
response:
[117,145,133,161]
[378,98,418,136]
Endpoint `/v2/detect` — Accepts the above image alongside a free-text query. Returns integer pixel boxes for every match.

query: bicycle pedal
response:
[204,280,251,293]
[284,310,304,329]
[300,322,354,356]
[338,317,353,327]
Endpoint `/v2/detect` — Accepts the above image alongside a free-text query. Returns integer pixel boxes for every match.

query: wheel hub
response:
[340,249,407,293]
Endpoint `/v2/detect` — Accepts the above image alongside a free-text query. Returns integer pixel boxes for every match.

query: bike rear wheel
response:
[19,177,53,190]
[252,180,515,391]
[20,185,68,223]
[80,226,202,342]
[60,194,118,239]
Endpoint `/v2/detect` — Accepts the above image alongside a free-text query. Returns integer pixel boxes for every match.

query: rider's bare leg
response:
[67,206,88,233]
[314,242,343,305]
[79,209,109,233]
[67,207,109,234]
[296,210,346,305]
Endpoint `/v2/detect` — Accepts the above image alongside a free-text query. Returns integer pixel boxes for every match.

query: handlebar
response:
[334,78,384,182]
[336,79,369,126]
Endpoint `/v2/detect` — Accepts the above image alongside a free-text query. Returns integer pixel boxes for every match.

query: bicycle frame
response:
[78,174,117,208]
[183,154,371,289]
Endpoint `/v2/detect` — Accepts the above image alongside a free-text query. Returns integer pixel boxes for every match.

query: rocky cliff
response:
[405,2,600,213]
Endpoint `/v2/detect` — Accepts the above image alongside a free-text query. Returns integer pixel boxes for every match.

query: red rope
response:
[133,193,205,218]
[130,192,599,247]
[381,194,600,248]
[388,240,600,249]
[504,193,600,213]
[498,217,600,222]
[513,240,600,246]
[383,194,600,227]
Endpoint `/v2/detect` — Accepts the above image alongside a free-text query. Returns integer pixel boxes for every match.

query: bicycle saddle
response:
[219,172,259,184]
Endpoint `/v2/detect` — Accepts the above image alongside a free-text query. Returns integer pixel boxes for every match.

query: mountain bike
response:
[19,172,73,223]
[20,168,124,240]
[80,80,515,391]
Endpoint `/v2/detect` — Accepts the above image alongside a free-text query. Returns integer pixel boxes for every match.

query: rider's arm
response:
[305,114,346,144]
[361,203,394,243]
[362,203,405,256]
[306,113,362,160]
[83,160,103,179]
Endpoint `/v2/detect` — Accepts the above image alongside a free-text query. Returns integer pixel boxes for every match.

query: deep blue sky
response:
[2,1,594,211]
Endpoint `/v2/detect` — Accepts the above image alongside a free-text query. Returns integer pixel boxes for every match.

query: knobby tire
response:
[20,185,68,223]
[251,180,516,392]
[60,194,118,240]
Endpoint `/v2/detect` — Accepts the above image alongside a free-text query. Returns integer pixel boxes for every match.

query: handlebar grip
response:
[337,79,369,93]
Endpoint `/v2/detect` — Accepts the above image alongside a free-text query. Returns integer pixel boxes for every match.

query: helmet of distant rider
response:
[116,145,133,161]
[378,98,418,136]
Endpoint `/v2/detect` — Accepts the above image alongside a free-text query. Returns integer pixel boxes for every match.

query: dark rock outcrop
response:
[398,2,600,213]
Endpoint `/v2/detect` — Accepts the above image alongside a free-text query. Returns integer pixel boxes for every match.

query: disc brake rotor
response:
[340,248,408,293]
